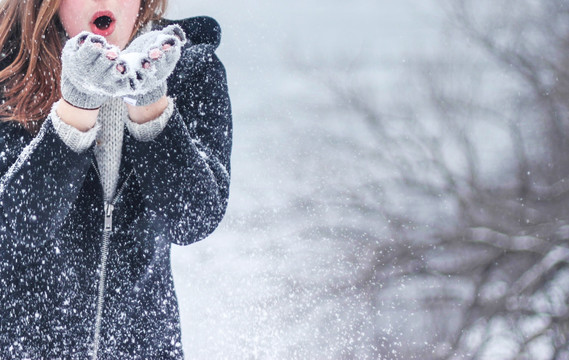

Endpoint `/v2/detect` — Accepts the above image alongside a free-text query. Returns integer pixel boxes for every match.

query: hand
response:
[60,32,128,109]
[117,25,187,106]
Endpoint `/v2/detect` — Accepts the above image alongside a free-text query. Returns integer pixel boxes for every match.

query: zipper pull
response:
[104,203,114,232]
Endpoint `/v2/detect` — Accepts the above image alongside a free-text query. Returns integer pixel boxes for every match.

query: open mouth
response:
[94,16,113,30]
[90,11,115,36]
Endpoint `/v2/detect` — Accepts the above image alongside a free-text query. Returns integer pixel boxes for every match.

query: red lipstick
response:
[90,11,116,37]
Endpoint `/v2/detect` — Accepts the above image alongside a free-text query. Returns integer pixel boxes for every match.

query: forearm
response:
[55,99,99,131]
[56,95,169,129]
[0,118,93,239]
[124,110,230,244]
[126,95,169,124]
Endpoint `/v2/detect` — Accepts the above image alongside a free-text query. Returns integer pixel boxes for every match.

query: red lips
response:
[90,11,116,37]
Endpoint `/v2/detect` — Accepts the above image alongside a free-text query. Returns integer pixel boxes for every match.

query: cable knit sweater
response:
[51,97,173,201]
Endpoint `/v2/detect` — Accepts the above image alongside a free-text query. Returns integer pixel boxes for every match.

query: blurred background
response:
[166,0,569,359]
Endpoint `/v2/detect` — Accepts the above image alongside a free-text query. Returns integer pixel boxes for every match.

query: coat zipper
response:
[90,160,134,360]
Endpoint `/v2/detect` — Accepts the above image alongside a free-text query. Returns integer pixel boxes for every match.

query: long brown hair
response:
[0,0,168,133]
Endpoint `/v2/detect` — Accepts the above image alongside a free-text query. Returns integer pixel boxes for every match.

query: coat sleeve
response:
[0,119,93,242]
[123,17,232,245]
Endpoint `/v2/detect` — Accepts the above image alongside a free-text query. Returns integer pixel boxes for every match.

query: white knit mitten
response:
[61,32,127,109]
[117,25,187,106]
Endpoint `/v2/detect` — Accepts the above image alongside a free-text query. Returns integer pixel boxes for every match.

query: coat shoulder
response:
[154,16,222,49]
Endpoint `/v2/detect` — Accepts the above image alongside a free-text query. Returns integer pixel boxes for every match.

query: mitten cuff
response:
[125,96,173,141]
[132,82,167,107]
[51,100,100,153]
[61,74,107,110]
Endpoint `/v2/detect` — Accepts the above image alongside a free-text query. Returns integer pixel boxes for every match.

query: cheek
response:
[121,0,142,22]
[115,0,141,48]
[58,0,85,37]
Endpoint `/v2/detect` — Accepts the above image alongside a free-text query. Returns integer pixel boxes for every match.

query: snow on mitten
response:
[61,32,128,109]
[117,25,187,106]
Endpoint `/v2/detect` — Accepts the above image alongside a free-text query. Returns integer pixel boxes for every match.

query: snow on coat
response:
[0,16,232,359]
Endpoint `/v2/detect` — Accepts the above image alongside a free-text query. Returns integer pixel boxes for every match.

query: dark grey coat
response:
[0,16,232,359]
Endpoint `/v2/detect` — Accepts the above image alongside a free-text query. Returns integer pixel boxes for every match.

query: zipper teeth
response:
[91,230,111,360]
[113,169,134,205]
[91,159,134,205]
[89,159,134,360]
[91,159,101,180]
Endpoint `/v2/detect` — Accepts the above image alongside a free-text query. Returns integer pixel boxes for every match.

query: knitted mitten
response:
[117,25,187,106]
[61,32,127,109]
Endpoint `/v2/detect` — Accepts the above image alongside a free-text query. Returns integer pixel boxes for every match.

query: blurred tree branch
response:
[286,0,569,359]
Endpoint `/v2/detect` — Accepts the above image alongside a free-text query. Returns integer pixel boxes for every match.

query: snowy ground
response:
[165,1,443,358]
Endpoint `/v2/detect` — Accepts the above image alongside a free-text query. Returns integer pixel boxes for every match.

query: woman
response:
[0,0,232,358]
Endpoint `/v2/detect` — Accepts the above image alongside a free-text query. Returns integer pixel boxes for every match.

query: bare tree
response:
[282,0,569,359]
